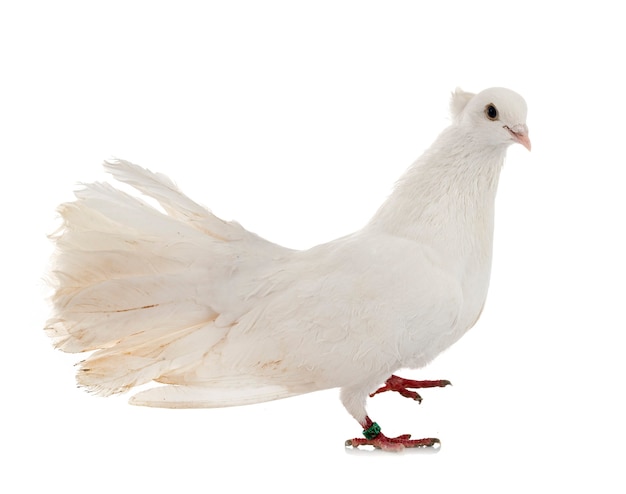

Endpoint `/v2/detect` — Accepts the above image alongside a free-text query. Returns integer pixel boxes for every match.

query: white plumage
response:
[46,87,530,450]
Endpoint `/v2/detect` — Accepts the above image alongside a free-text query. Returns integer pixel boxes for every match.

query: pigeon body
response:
[47,87,529,448]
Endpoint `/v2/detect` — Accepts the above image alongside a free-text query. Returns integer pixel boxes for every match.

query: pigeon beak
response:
[505,124,531,151]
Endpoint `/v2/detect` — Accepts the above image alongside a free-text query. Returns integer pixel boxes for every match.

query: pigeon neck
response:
[369,128,506,258]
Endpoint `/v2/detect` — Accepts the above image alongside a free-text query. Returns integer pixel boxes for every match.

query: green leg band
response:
[362,422,381,440]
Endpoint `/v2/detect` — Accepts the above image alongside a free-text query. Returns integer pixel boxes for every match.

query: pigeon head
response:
[450,87,531,151]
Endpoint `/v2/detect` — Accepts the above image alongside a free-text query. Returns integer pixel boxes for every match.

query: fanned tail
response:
[46,160,290,399]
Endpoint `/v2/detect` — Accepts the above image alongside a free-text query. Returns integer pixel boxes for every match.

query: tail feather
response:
[104,159,248,241]
[128,383,300,409]
[72,181,202,239]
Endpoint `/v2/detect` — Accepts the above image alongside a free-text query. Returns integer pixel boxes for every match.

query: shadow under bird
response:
[46,87,530,451]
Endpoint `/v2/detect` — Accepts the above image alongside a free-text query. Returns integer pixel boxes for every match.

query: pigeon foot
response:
[370,375,451,403]
[346,433,440,452]
[345,417,440,452]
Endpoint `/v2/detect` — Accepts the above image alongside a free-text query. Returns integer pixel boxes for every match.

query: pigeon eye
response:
[485,104,499,121]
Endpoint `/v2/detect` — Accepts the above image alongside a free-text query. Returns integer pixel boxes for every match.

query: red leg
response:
[370,374,451,403]
[345,416,440,452]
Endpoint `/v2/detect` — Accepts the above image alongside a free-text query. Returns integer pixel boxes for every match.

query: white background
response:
[2,1,625,492]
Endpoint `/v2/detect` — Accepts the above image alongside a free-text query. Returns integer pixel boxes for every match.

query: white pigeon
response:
[46,87,530,451]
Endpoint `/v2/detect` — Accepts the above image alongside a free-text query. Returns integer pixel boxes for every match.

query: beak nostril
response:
[504,125,531,151]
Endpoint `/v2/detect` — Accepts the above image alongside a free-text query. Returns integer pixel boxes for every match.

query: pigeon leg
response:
[370,374,451,403]
[345,416,440,452]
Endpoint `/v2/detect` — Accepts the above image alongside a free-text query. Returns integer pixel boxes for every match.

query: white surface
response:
[2,1,624,492]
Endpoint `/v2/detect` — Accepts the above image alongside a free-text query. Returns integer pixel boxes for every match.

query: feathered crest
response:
[449,88,475,120]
